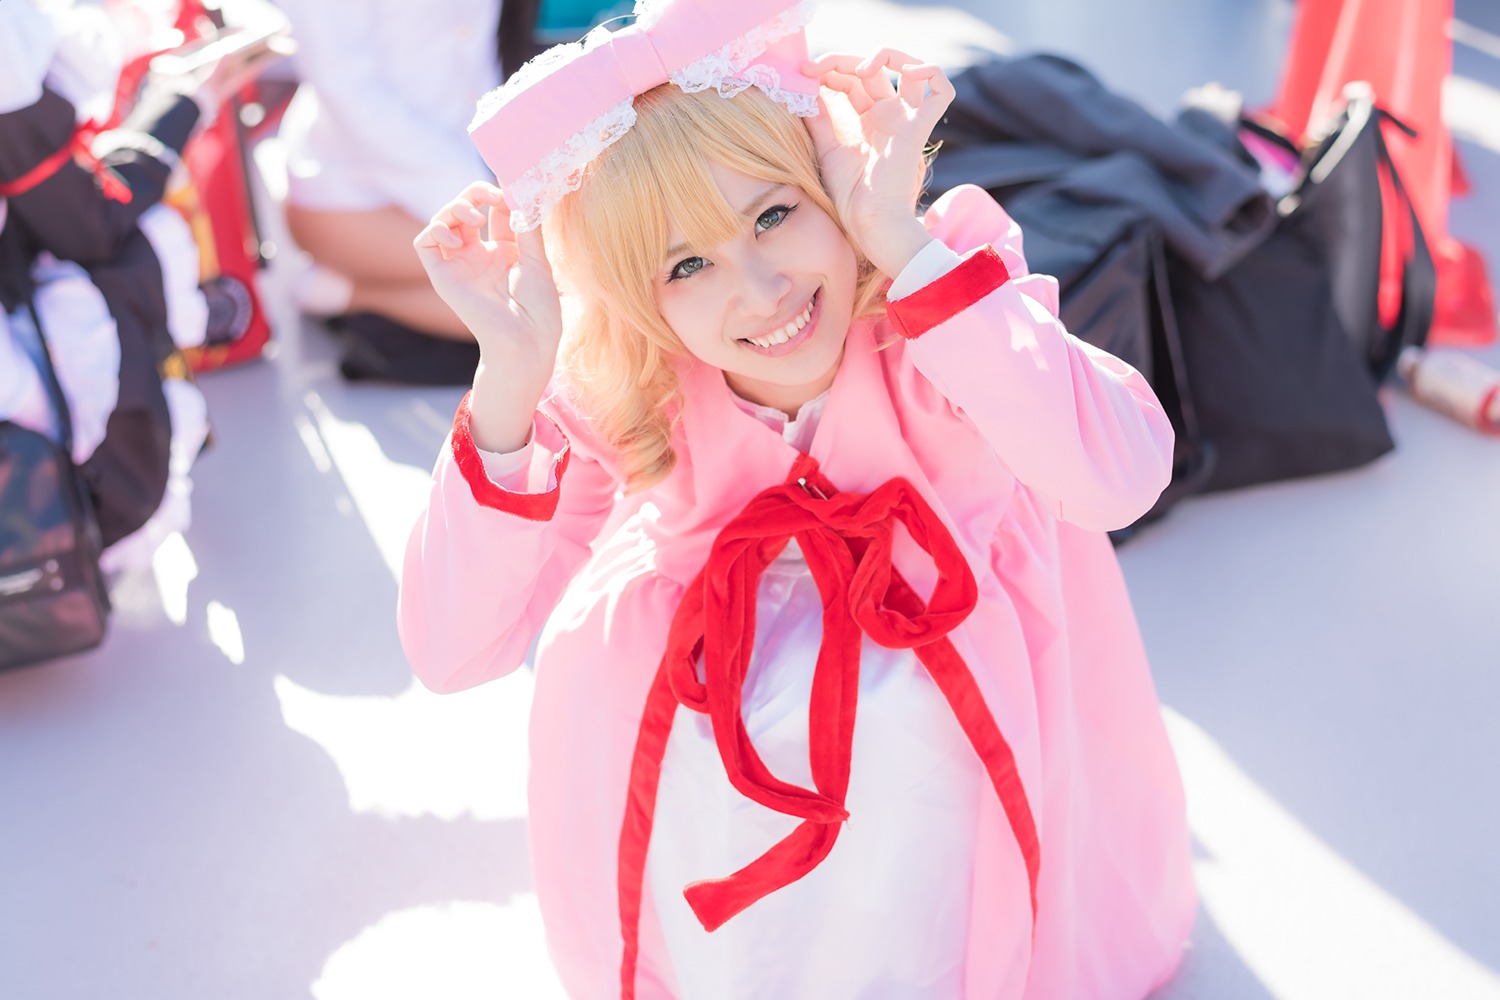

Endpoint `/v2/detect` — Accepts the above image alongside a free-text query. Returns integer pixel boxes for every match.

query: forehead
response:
[705,162,780,207]
[662,161,788,247]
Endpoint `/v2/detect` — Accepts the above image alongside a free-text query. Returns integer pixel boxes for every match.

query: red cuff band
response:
[450,391,570,521]
[886,245,1011,340]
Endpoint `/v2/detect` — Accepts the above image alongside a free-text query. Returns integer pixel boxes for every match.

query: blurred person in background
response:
[272,0,505,384]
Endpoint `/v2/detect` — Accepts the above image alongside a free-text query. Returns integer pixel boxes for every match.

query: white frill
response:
[502,98,638,233]
[665,0,819,118]
[476,0,821,231]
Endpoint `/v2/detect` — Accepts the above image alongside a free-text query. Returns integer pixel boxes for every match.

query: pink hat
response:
[470,0,820,231]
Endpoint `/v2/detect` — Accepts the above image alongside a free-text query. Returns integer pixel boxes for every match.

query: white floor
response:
[3,1,1499,998]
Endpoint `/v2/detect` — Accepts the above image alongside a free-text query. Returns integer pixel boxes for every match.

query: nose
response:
[734,254,792,320]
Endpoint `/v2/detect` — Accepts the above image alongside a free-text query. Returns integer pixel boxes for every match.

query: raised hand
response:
[802,49,955,278]
[415,182,564,452]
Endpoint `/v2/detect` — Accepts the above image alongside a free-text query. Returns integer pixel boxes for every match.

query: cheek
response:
[654,288,721,358]
[806,217,858,287]
[819,240,860,305]
[653,283,691,332]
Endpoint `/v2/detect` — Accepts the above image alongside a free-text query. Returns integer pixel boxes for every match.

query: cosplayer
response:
[399,1,1195,996]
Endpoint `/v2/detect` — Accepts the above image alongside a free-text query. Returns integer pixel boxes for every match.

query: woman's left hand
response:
[802,49,955,277]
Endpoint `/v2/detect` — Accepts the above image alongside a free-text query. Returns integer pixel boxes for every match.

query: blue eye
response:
[756,203,797,233]
[668,256,707,282]
[664,203,798,283]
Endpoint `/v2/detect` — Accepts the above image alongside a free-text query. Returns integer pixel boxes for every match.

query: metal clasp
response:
[796,476,829,501]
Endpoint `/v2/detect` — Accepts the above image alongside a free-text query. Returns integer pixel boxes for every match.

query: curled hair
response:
[546,83,889,492]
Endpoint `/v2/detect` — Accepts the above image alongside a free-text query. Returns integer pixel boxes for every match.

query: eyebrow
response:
[663,183,786,261]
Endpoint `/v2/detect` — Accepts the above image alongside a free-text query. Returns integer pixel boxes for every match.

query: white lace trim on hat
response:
[665,0,817,116]
[482,0,821,232]
[504,98,638,232]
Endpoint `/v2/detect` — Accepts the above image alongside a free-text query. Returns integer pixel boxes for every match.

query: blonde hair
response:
[546,83,889,493]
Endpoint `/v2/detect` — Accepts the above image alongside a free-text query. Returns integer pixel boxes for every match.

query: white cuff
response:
[887,238,964,300]
[89,130,181,174]
[477,426,537,487]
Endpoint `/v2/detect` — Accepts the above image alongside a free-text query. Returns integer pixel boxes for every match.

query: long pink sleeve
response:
[894,184,1175,531]
[397,395,620,693]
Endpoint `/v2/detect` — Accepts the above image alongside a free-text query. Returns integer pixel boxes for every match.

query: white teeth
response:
[746,296,815,350]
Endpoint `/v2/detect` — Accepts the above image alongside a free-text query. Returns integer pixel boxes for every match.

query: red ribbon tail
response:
[681,819,841,932]
[97,167,133,204]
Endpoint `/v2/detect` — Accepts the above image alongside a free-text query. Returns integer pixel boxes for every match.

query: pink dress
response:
[399,185,1196,999]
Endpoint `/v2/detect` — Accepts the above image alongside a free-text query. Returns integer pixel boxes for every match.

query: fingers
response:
[514,222,553,275]
[488,202,508,246]
[818,70,875,114]
[853,48,918,106]
[415,183,507,261]
[804,48,923,85]
[805,49,919,77]
[915,64,955,127]
[804,50,950,118]
[807,52,884,113]
[896,63,931,105]
[411,217,462,262]
[433,198,487,236]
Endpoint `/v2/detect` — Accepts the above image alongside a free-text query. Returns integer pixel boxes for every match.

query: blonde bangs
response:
[547,84,889,492]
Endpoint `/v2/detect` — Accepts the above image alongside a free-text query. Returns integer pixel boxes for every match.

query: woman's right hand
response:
[415,182,563,452]
[415,182,563,365]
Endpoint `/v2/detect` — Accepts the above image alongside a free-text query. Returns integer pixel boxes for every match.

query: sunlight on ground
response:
[312,897,566,1000]
[293,410,334,474]
[150,530,198,626]
[300,389,433,579]
[1453,18,1500,64]
[1448,20,1500,155]
[1446,74,1500,156]
[1164,708,1500,1000]
[205,599,246,665]
[144,533,248,665]
[273,671,533,820]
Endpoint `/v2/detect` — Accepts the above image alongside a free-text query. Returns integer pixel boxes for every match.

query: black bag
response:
[1283,85,1436,383]
[0,303,112,671]
[926,64,1434,531]
[1169,88,1435,493]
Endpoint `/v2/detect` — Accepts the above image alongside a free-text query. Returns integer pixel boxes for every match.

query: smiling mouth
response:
[740,290,820,355]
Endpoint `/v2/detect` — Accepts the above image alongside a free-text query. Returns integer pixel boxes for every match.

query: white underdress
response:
[644,394,984,1000]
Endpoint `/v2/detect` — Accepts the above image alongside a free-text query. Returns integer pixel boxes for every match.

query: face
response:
[652,161,859,417]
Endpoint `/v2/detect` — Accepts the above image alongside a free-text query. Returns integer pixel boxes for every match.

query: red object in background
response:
[174,0,279,372]
[108,0,283,372]
[1273,0,1496,348]
[170,101,274,372]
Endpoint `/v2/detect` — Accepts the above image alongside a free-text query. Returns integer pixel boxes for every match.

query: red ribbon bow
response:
[617,454,1041,996]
